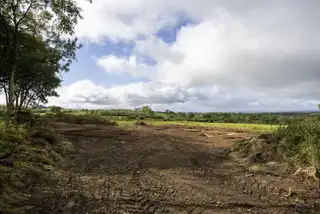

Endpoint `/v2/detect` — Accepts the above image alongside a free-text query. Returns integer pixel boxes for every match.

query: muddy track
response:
[35,124,320,214]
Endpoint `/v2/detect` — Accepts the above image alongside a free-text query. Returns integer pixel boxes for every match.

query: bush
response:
[15,110,41,127]
[50,106,62,113]
[233,117,320,167]
[52,112,117,126]
[276,117,320,166]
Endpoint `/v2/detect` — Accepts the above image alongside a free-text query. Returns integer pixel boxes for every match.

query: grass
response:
[117,119,277,132]
[34,110,278,132]
[35,111,276,132]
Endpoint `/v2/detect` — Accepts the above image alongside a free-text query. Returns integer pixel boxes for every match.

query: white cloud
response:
[96,55,155,78]
[44,80,320,112]
[56,0,320,111]
[75,0,181,42]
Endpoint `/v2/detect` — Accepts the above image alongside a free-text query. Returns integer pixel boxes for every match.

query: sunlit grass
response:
[117,120,277,132]
[34,110,277,132]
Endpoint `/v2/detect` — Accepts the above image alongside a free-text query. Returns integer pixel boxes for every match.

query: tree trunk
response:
[6,25,18,122]
[6,66,15,119]
[2,84,9,108]
[15,87,20,111]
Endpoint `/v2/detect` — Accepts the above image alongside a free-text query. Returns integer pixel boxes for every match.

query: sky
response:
[19,0,320,112]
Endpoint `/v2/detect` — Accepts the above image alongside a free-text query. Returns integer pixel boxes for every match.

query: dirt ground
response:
[31,123,320,213]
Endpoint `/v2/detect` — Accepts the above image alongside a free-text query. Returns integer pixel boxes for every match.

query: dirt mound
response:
[135,121,148,126]
[232,133,285,164]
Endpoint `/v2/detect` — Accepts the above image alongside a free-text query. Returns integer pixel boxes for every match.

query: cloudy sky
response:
[29,0,320,112]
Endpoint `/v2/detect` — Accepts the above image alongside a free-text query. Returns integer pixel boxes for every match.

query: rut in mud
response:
[35,123,319,213]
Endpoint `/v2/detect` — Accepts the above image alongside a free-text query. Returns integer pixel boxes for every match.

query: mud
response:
[30,124,320,213]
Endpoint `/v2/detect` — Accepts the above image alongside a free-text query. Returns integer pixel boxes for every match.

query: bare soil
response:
[31,123,320,213]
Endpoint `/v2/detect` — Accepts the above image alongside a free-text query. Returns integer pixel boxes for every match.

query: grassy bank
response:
[0,117,71,213]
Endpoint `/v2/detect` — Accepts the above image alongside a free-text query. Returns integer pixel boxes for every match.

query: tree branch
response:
[17,0,34,26]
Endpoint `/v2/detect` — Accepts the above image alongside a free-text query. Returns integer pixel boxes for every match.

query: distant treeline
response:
[38,106,319,125]
[8,104,315,125]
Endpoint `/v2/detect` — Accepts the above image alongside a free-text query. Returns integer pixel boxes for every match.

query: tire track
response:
[51,124,320,214]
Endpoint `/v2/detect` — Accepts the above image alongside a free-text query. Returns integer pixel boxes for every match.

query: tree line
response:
[52,106,317,125]
[0,0,91,120]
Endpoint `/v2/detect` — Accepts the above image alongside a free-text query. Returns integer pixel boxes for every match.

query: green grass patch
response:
[117,119,276,132]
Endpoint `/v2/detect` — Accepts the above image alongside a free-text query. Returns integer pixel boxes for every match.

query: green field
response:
[117,120,277,132]
[34,110,278,132]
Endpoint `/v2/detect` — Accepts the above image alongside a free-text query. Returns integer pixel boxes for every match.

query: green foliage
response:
[52,112,117,126]
[14,110,42,127]
[50,106,62,113]
[0,121,27,144]
[233,117,320,167]
[0,0,91,117]
[276,117,320,166]
[0,122,29,213]
[72,108,309,125]
[140,105,155,116]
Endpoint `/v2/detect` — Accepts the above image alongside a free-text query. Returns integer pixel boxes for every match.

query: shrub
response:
[15,110,41,127]
[276,117,320,166]
[233,117,320,167]
[138,115,145,120]
[50,106,62,113]
[52,112,117,126]
[0,121,28,143]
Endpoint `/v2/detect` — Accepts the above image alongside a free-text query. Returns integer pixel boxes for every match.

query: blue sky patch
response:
[62,40,147,87]
[156,12,195,43]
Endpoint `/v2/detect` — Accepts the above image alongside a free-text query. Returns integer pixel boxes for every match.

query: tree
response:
[50,106,61,113]
[0,0,91,119]
[0,32,63,110]
[141,105,154,116]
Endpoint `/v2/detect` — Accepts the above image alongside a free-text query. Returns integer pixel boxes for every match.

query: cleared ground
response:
[32,123,319,213]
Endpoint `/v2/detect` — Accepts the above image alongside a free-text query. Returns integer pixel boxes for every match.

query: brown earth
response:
[29,123,320,213]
